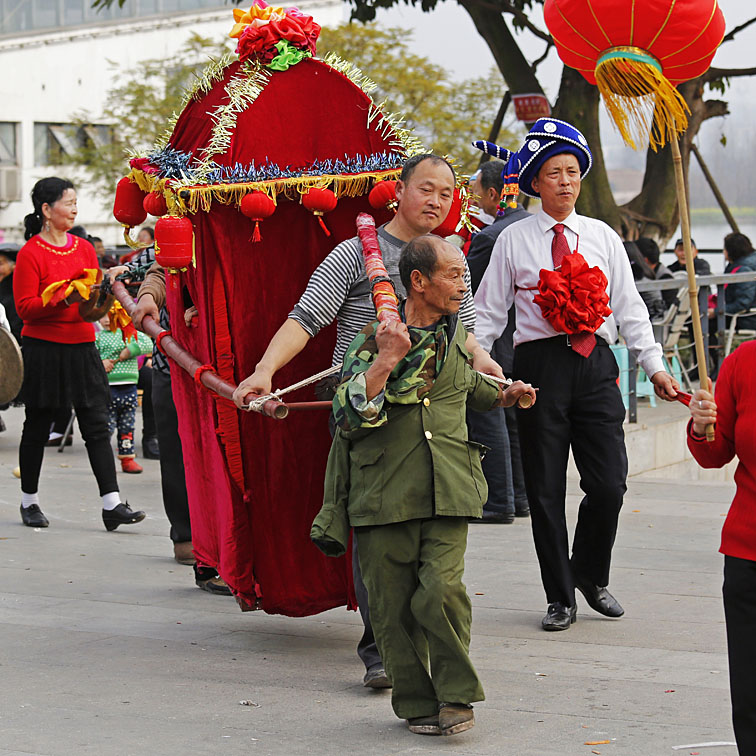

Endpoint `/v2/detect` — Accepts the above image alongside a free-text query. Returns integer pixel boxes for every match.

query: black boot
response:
[142,436,160,460]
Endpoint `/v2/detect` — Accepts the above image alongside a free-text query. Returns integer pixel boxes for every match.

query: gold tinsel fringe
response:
[127,168,403,215]
[595,57,690,151]
[195,62,272,179]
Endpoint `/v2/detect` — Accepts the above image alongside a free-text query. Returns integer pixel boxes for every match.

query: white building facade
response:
[0,0,344,245]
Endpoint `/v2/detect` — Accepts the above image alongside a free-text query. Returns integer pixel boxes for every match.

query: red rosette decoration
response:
[533,253,612,335]
[229,1,321,69]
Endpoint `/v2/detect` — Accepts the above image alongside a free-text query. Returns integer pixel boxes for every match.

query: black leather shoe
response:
[142,436,160,460]
[469,509,515,524]
[20,504,49,528]
[542,602,577,631]
[102,502,146,531]
[515,504,530,517]
[574,578,624,617]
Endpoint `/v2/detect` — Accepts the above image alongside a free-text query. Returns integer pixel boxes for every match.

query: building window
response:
[33,122,113,166]
[0,122,18,166]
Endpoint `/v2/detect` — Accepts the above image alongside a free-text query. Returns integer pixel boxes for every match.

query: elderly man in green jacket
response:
[311,235,535,737]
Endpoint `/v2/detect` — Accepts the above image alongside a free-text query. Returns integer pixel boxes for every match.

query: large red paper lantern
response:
[302,187,337,236]
[431,189,463,238]
[113,177,148,227]
[544,0,725,149]
[154,216,194,273]
[240,191,276,242]
[368,180,398,212]
[143,192,168,217]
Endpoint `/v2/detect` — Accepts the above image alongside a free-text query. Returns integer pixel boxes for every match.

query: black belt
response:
[517,334,608,349]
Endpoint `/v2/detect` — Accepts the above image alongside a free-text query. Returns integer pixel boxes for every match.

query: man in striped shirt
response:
[233,153,504,688]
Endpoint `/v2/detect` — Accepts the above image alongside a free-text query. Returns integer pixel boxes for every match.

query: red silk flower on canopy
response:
[544,0,725,149]
[229,0,320,68]
[533,253,612,335]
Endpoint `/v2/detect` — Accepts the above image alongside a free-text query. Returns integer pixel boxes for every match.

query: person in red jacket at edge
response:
[13,177,145,531]
[687,341,756,755]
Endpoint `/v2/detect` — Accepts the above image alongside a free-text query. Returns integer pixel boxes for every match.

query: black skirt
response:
[20,337,110,410]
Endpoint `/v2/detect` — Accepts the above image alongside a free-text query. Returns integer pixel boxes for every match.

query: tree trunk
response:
[552,66,621,233]
[619,77,729,247]
[457,0,543,95]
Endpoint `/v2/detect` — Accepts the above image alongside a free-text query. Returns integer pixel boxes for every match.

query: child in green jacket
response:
[95,317,154,473]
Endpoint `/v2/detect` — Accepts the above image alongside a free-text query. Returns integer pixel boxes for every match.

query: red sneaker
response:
[121,458,143,474]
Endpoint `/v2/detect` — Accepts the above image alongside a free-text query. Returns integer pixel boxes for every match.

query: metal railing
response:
[624,271,756,422]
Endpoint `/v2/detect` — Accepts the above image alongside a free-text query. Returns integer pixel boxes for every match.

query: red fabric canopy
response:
[162,58,394,615]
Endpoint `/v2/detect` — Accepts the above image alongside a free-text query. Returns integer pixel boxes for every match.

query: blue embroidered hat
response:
[516,118,592,199]
[471,140,522,210]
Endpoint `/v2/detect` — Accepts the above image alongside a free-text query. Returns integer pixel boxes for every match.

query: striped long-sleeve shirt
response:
[289,225,476,366]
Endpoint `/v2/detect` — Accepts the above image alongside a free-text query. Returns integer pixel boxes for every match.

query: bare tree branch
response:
[531,41,554,73]
[704,66,756,81]
[721,16,756,44]
[467,0,553,43]
[701,99,729,120]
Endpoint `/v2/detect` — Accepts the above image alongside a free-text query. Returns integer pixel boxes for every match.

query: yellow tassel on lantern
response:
[595,47,690,151]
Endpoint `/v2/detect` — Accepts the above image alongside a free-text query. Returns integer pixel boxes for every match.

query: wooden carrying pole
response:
[110,280,331,419]
[670,137,714,441]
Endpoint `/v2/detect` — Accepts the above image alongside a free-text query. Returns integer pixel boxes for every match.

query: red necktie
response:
[552,223,596,358]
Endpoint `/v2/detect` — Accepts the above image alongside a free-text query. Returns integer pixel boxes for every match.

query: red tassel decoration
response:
[315,215,331,236]
[302,188,337,236]
[240,192,276,243]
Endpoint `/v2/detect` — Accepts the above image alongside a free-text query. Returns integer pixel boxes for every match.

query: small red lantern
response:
[143,192,168,217]
[431,189,463,238]
[154,216,194,273]
[368,180,398,213]
[113,177,148,227]
[240,191,276,242]
[302,187,337,236]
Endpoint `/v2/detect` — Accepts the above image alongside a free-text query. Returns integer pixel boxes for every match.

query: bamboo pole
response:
[110,280,333,419]
[670,137,715,441]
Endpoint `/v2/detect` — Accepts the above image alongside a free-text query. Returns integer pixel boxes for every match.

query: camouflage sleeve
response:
[332,321,389,431]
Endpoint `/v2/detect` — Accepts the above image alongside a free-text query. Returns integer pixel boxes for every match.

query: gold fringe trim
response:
[127,168,403,215]
[595,54,689,150]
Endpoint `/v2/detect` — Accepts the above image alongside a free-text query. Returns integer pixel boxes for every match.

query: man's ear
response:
[395,180,406,202]
[410,268,425,293]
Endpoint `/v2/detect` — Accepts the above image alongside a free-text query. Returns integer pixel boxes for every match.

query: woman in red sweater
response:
[687,341,756,754]
[14,177,145,531]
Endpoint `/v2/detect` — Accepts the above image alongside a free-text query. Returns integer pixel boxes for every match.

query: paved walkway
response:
[0,405,738,755]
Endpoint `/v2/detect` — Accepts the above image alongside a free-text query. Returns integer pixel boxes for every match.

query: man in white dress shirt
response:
[474,119,679,631]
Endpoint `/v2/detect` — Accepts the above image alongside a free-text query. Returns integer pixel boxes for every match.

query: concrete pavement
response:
[0,404,739,755]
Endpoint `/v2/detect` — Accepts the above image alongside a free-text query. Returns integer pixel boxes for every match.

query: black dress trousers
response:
[513,336,628,607]
[152,367,192,544]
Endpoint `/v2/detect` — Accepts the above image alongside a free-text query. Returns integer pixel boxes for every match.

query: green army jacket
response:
[311,319,500,557]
